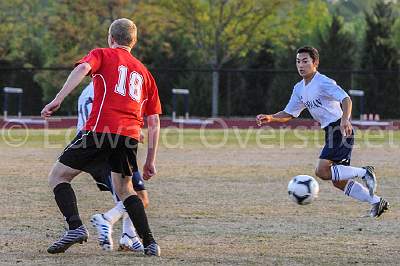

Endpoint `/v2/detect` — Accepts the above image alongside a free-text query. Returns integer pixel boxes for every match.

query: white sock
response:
[331,165,366,181]
[103,201,125,224]
[122,212,138,238]
[344,180,380,204]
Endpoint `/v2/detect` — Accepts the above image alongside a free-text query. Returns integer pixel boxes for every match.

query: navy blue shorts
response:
[319,119,354,166]
[95,171,146,192]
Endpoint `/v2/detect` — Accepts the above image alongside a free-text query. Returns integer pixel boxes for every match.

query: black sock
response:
[123,195,155,246]
[53,183,82,230]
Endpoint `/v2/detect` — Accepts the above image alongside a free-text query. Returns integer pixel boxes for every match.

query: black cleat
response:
[47,225,89,254]
[370,198,390,218]
[144,242,161,256]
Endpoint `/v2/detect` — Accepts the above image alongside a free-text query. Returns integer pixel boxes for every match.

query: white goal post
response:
[171,88,213,125]
[3,87,23,118]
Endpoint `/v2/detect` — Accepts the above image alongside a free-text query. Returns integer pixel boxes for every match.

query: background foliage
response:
[0,0,399,118]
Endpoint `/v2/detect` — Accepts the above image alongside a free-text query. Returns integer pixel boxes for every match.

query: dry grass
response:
[0,129,399,265]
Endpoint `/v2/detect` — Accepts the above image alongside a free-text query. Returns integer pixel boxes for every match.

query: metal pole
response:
[3,93,8,118]
[172,92,176,120]
[18,93,22,118]
[227,72,231,117]
[212,70,219,117]
[184,92,189,119]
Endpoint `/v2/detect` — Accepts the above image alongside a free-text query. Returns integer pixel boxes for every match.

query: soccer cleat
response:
[47,225,89,254]
[118,233,144,252]
[370,198,390,218]
[144,242,161,256]
[362,166,377,197]
[90,214,113,251]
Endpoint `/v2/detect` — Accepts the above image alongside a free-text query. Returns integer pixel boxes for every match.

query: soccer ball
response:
[288,175,319,205]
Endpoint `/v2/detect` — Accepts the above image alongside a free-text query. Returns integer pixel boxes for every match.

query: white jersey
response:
[284,72,349,128]
[77,82,94,132]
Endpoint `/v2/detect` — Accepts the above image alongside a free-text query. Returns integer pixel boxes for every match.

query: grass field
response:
[0,128,399,265]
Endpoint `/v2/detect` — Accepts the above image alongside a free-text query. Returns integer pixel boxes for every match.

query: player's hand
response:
[41,99,62,118]
[340,118,353,137]
[143,161,156,180]
[139,132,145,144]
[256,114,273,126]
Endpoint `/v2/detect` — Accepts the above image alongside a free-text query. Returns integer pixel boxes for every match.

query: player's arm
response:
[321,78,353,136]
[143,114,160,180]
[340,97,353,136]
[41,63,92,118]
[256,111,294,126]
[257,87,304,126]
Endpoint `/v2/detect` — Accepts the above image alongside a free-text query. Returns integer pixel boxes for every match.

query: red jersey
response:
[77,48,162,140]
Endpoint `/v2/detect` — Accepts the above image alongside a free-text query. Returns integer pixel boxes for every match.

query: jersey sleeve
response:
[284,87,305,118]
[143,72,162,116]
[321,78,349,102]
[75,49,103,75]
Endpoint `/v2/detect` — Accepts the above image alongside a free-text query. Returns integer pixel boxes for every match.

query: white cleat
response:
[362,166,377,197]
[90,214,113,251]
[118,233,144,252]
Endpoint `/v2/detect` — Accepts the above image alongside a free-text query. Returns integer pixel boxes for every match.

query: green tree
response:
[265,0,331,113]
[156,0,294,117]
[317,14,355,69]
[0,0,48,115]
[316,14,355,107]
[360,0,399,118]
[0,0,47,65]
[33,0,144,114]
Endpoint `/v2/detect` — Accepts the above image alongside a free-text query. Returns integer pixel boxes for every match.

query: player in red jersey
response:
[41,18,161,256]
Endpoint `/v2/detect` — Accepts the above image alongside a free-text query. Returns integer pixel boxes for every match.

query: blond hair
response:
[109,18,137,47]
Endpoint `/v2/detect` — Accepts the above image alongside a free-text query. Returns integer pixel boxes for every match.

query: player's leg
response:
[111,172,159,256]
[92,170,125,223]
[47,131,109,253]
[315,159,333,180]
[90,173,124,251]
[315,159,370,183]
[119,171,148,252]
[119,212,145,252]
[133,170,149,208]
[48,162,82,228]
[137,190,149,208]
[110,136,160,256]
[47,161,89,254]
[315,157,388,217]
[331,164,376,196]
[339,176,388,217]
[320,124,376,195]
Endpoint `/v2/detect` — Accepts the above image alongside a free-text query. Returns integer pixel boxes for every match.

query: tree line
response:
[0,0,399,118]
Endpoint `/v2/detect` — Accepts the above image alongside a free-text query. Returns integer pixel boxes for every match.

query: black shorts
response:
[59,131,139,179]
[319,119,354,166]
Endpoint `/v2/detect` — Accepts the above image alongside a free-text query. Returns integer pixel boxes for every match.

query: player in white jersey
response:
[77,82,94,132]
[77,81,149,251]
[256,46,389,218]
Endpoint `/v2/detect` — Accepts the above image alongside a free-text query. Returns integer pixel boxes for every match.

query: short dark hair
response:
[296,46,319,63]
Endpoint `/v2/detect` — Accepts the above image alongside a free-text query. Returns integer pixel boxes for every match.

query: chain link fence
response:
[0,67,399,119]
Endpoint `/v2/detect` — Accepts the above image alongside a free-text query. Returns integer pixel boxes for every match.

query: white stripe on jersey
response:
[77,82,94,131]
[92,74,108,131]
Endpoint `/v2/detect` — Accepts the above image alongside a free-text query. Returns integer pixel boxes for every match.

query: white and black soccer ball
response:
[288,175,319,205]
